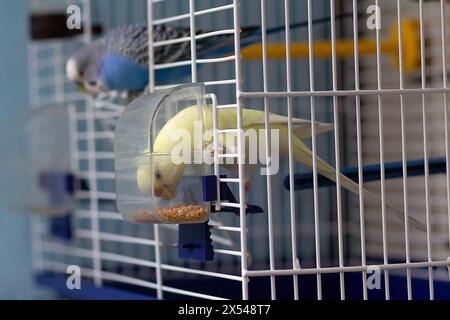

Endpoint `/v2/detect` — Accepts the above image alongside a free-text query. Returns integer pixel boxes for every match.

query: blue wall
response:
[0,0,53,299]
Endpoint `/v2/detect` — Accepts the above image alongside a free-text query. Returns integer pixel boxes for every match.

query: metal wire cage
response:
[28,0,450,300]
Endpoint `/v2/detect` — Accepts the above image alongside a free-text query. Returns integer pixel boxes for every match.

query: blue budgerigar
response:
[66,13,353,94]
[67,23,257,94]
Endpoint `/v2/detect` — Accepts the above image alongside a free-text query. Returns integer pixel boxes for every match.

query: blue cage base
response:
[35,270,450,300]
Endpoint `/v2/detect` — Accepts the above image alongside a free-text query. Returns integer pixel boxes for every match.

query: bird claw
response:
[245,180,251,193]
[203,143,225,158]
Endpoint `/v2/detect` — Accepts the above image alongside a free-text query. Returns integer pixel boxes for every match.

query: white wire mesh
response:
[28,0,450,300]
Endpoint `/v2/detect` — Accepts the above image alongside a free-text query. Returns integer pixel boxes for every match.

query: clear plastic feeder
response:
[25,104,74,216]
[114,84,211,224]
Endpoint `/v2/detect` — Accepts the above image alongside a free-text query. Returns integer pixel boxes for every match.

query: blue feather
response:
[101,54,193,89]
[100,54,149,91]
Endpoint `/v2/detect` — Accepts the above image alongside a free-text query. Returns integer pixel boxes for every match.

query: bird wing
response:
[105,24,149,66]
[264,112,333,139]
[237,108,333,139]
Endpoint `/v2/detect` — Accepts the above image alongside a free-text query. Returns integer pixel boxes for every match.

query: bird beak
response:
[154,185,176,200]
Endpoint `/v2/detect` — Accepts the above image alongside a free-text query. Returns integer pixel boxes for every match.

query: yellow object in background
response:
[242,19,420,74]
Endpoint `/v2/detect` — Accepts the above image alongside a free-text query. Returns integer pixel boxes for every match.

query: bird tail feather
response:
[292,137,426,232]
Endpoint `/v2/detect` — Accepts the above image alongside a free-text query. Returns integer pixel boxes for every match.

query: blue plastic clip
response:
[39,171,89,202]
[50,215,73,241]
[177,175,264,261]
[39,171,89,242]
[178,221,214,261]
[176,176,217,261]
[206,175,263,215]
[202,175,218,201]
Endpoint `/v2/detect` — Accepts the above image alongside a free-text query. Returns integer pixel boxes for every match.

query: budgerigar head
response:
[136,150,186,201]
[66,45,107,94]
[136,107,199,200]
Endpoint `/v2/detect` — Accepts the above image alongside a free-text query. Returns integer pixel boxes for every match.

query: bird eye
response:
[155,171,162,180]
[88,80,97,87]
[79,71,84,77]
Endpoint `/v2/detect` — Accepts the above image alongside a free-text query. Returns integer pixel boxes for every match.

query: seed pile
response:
[130,204,208,223]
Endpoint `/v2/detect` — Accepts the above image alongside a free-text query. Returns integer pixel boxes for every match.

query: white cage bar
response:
[27,0,450,300]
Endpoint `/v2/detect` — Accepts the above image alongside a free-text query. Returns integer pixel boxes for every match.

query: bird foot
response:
[203,143,225,159]
[245,180,251,193]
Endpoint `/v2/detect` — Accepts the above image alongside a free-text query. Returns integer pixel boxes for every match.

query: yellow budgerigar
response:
[137,105,426,231]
